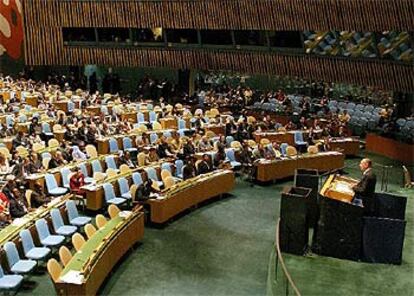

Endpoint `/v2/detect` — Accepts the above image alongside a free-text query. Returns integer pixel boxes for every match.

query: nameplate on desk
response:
[11,217,28,226]
[59,270,84,285]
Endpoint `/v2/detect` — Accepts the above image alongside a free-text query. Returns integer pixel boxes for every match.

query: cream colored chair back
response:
[42,157,51,170]
[260,138,270,146]
[205,131,215,139]
[85,223,97,239]
[47,259,62,283]
[0,147,11,159]
[119,164,131,174]
[137,153,147,167]
[25,190,33,208]
[307,145,319,154]
[48,138,59,148]
[152,122,162,130]
[247,116,256,124]
[130,184,138,202]
[93,172,106,182]
[108,204,121,219]
[163,176,175,189]
[161,169,172,183]
[106,168,118,179]
[230,141,242,149]
[210,108,220,117]
[59,246,72,267]
[72,233,86,252]
[16,146,28,157]
[32,142,45,152]
[85,145,98,158]
[96,214,107,229]
[138,124,148,132]
[247,140,257,148]
[286,146,298,157]
[278,127,287,132]
[52,124,63,132]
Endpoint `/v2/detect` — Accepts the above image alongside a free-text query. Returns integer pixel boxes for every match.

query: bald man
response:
[352,158,377,215]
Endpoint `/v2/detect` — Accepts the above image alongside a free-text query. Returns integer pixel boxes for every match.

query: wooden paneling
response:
[366,134,414,164]
[23,0,414,31]
[22,0,414,92]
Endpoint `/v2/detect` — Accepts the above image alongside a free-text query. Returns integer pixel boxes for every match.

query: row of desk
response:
[255,151,345,182]
[55,209,145,295]
[147,170,235,224]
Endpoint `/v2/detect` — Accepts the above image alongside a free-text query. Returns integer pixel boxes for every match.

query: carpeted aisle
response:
[19,153,413,296]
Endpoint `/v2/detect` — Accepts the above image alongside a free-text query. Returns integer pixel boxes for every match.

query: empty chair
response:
[47,259,62,284]
[119,164,131,174]
[60,167,72,189]
[286,146,298,157]
[294,131,308,149]
[91,159,104,175]
[163,131,172,138]
[95,214,107,229]
[85,145,98,158]
[137,112,147,124]
[105,155,119,173]
[35,219,65,248]
[4,242,36,275]
[109,138,119,153]
[122,137,137,152]
[175,159,184,179]
[84,224,97,239]
[117,177,132,199]
[225,148,241,168]
[42,122,53,137]
[132,172,143,186]
[280,143,289,156]
[163,176,176,189]
[161,169,173,183]
[145,167,163,187]
[108,204,121,219]
[177,118,188,131]
[45,173,68,196]
[149,111,157,123]
[59,246,72,267]
[152,121,162,130]
[51,209,77,236]
[41,152,52,160]
[103,183,127,206]
[161,162,172,173]
[0,265,23,291]
[71,233,86,252]
[20,229,51,261]
[79,163,94,184]
[66,200,91,227]
[225,136,234,146]
[149,133,158,144]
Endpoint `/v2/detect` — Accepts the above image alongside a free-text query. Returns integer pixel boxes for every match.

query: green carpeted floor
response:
[18,152,413,296]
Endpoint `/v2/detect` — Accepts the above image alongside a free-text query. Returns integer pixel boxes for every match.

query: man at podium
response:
[352,158,377,215]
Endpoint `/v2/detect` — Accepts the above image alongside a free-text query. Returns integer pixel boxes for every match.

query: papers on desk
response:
[59,270,84,285]
[119,211,132,219]
[11,217,28,226]
[150,192,165,200]
[25,174,41,180]
[82,184,98,191]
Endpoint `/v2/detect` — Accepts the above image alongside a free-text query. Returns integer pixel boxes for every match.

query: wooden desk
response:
[147,170,235,224]
[0,137,13,151]
[366,133,414,164]
[205,125,225,136]
[55,210,144,296]
[25,95,39,107]
[253,131,295,145]
[256,152,345,182]
[0,194,71,247]
[121,112,137,123]
[320,174,358,203]
[328,137,360,156]
[160,118,177,130]
[53,101,69,113]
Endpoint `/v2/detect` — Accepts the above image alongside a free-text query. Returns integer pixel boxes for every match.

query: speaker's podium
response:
[313,174,364,261]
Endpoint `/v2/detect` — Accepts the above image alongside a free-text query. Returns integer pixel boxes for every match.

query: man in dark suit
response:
[353,158,377,215]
